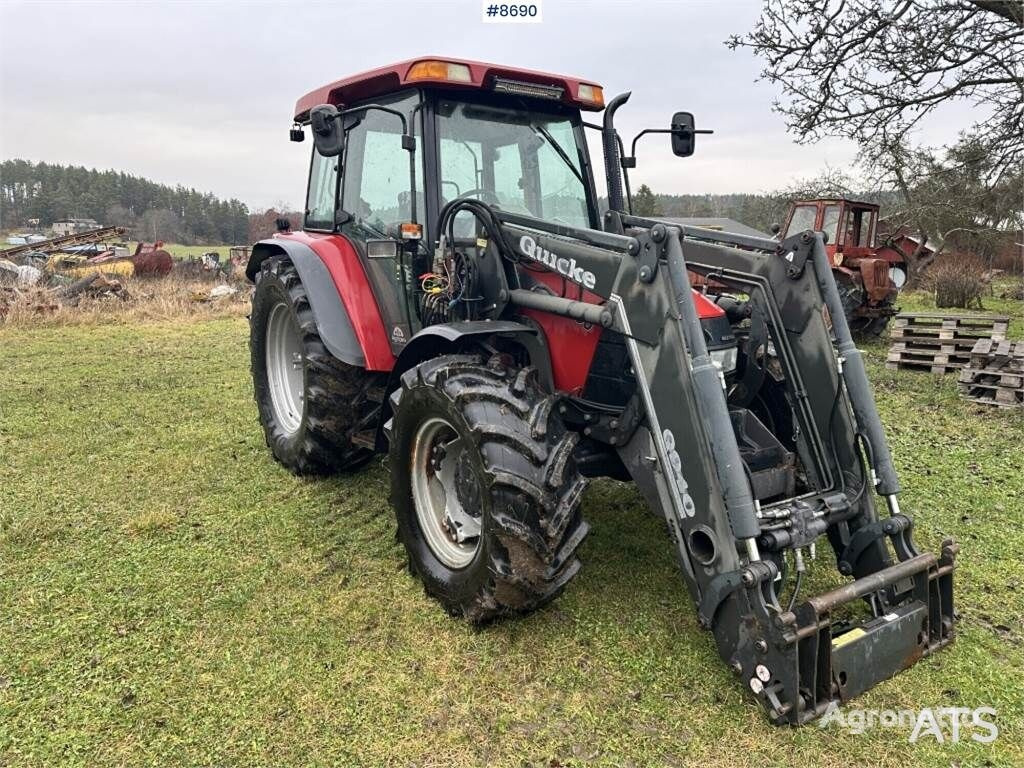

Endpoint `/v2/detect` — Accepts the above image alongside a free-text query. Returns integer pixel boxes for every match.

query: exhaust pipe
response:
[601,92,631,214]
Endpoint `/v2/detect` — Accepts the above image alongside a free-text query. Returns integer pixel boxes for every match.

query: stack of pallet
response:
[958,339,1024,409]
[886,312,1010,374]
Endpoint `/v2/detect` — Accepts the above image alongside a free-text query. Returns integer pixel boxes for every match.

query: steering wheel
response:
[455,188,502,206]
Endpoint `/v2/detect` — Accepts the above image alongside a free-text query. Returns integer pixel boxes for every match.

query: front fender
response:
[389,320,553,391]
[375,321,553,449]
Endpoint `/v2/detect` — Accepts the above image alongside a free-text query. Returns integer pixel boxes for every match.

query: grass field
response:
[121,243,238,261]
[1,288,1023,767]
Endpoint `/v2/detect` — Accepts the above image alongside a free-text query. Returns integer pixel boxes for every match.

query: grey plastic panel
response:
[249,239,366,368]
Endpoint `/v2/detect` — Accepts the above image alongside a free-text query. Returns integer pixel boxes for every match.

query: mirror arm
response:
[330,102,421,227]
[625,126,716,166]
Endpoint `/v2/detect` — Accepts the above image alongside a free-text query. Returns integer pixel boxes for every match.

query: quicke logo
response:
[518,234,597,290]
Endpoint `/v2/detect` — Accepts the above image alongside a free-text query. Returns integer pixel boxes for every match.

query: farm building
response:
[660,216,771,238]
[51,218,100,235]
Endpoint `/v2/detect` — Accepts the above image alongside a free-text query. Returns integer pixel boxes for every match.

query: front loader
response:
[245,57,957,724]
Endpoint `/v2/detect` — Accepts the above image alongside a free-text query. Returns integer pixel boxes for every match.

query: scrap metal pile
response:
[0,226,174,319]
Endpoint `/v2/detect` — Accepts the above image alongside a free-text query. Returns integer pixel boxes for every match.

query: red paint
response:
[692,289,725,319]
[277,231,396,372]
[515,270,603,394]
[515,269,723,393]
[295,56,604,120]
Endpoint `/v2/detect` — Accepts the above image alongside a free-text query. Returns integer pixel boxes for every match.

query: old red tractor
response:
[781,198,907,337]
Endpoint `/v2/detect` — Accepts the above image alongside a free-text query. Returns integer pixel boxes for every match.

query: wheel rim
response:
[410,416,481,568]
[265,301,305,435]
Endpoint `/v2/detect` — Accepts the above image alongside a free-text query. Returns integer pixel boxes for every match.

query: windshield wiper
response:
[530,121,586,187]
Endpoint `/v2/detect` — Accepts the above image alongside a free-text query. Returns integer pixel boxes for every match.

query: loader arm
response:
[482,209,957,724]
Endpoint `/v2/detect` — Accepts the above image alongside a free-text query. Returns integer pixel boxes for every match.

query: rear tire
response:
[387,354,589,623]
[250,257,378,475]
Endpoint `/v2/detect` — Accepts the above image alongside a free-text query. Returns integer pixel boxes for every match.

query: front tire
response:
[387,354,589,623]
[250,257,377,475]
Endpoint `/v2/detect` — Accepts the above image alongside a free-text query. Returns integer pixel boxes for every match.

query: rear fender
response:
[247,236,394,371]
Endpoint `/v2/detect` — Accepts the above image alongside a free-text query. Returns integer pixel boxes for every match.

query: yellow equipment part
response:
[62,259,136,279]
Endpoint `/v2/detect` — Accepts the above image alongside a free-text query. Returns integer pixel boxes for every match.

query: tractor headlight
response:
[710,346,738,375]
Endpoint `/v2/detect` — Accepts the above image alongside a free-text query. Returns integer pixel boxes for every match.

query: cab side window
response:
[788,204,817,234]
[340,92,422,240]
[305,150,338,230]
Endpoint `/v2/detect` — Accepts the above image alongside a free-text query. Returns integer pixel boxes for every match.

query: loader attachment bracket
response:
[698,560,778,629]
[762,543,958,724]
[560,393,643,446]
[777,231,814,280]
[838,514,917,575]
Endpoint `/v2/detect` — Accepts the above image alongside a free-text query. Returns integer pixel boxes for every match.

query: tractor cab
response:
[292,58,606,246]
[283,57,723,361]
[782,198,879,262]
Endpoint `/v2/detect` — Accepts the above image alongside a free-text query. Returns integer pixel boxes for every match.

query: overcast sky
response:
[0,0,971,212]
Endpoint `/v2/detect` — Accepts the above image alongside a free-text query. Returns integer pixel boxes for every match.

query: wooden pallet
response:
[959,368,1024,388]
[890,337,980,352]
[886,347,970,373]
[957,338,1024,408]
[959,383,1024,408]
[968,338,1024,371]
[888,313,1012,376]
[891,313,1009,342]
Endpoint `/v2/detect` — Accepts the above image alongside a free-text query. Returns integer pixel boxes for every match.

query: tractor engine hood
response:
[694,291,737,374]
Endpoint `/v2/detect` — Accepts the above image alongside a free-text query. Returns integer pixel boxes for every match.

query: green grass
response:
[1,293,1023,767]
[123,242,237,260]
[895,279,1024,339]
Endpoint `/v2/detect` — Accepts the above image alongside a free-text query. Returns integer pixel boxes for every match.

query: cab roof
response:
[294,56,604,122]
[794,198,880,210]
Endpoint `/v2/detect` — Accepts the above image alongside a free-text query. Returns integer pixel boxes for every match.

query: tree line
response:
[0,160,250,245]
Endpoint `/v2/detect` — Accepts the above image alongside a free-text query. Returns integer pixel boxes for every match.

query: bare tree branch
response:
[967,1,1024,25]
[728,0,1024,170]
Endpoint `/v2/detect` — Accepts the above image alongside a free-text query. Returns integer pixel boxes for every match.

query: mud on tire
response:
[250,257,379,475]
[387,354,590,623]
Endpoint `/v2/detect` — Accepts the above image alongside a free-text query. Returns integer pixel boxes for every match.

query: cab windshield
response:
[435,97,591,230]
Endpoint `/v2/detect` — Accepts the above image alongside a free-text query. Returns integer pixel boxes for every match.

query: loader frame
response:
[483,208,957,723]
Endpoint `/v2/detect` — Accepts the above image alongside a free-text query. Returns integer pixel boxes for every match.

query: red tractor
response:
[781,198,907,337]
[244,58,956,724]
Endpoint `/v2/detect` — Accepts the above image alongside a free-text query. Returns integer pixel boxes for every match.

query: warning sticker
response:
[831,627,867,649]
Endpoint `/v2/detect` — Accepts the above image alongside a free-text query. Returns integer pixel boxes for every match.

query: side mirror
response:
[671,111,696,157]
[310,104,344,157]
